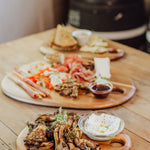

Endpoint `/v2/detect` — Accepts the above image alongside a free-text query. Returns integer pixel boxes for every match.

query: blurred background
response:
[0,0,150,53]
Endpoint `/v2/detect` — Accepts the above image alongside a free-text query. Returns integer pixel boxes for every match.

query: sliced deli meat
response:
[70,63,95,82]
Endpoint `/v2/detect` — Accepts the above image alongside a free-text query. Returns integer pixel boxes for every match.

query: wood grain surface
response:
[1,69,135,109]
[0,30,150,150]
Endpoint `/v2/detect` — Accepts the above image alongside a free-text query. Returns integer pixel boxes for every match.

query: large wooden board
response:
[1,69,136,109]
[16,127,131,150]
[40,28,125,61]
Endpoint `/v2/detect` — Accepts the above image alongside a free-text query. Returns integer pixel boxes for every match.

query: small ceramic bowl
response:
[89,81,113,98]
[72,29,92,46]
[78,112,125,141]
[44,53,64,64]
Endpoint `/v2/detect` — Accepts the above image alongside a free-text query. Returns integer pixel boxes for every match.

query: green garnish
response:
[52,107,69,126]
[94,76,110,86]
[95,76,109,82]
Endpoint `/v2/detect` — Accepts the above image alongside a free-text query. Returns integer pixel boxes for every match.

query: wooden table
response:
[0,30,150,150]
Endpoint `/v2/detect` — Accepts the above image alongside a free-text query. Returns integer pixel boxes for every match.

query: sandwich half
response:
[51,24,78,51]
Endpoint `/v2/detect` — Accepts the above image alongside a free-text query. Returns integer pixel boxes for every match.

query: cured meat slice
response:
[70,63,95,82]
[53,64,69,73]
[64,54,83,69]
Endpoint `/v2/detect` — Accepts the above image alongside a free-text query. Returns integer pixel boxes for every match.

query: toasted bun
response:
[53,24,77,47]
[48,29,55,46]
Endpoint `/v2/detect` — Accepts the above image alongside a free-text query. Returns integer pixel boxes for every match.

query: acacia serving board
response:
[40,27,125,61]
[16,127,131,150]
[1,68,136,109]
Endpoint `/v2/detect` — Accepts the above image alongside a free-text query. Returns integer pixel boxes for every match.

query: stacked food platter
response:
[1,24,135,150]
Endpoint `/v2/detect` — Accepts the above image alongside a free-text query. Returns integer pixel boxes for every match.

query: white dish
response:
[72,29,92,46]
[78,112,125,141]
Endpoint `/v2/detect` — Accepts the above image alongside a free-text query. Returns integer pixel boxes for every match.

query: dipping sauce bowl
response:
[89,81,113,98]
[78,112,125,141]
[72,29,92,46]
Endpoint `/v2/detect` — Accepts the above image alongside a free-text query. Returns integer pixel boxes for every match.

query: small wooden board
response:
[16,127,131,150]
[1,69,136,109]
[40,28,125,61]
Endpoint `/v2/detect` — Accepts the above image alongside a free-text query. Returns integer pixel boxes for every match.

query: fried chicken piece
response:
[54,123,69,150]
[67,118,73,128]
[72,120,78,129]
[24,124,47,146]
[63,83,74,88]
[72,127,82,139]
[60,88,72,96]
[39,142,54,150]
[54,84,64,92]
[54,79,89,98]
[70,86,78,98]
[67,142,80,150]
[74,138,100,149]
[28,143,54,150]
[79,82,89,90]
[36,114,56,123]
[54,126,60,149]
[59,123,69,150]
[54,82,73,92]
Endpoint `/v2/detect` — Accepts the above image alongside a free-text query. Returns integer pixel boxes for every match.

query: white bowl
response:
[78,112,125,141]
[72,29,92,46]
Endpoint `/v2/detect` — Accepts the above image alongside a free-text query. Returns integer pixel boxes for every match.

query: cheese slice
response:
[80,45,108,53]
[89,40,108,47]
[80,37,108,53]
[94,57,111,79]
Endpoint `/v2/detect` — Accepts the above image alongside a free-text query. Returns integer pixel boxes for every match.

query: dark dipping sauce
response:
[92,84,110,91]
[89,83,112,99]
